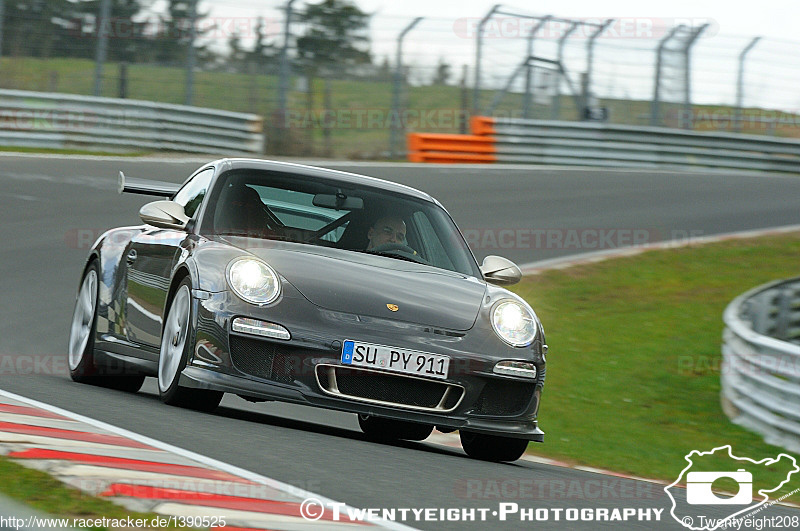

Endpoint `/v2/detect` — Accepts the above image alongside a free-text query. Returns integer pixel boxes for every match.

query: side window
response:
[173,169,214,218]
[412,211,455,271]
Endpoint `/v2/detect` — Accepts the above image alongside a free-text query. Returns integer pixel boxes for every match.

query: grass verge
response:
[512,232,800,502]
[0,456,183,528]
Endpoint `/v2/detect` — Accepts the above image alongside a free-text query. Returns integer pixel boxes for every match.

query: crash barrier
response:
[0,89,263,154]
[408,116,800,174]
[721,277,800,454]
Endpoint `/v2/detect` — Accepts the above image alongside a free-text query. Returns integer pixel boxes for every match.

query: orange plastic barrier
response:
[406,120,498,163]
[470,116,496,136]
[407,133,495,153]
[407,152,497,163]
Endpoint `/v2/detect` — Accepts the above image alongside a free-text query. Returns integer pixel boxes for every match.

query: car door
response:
[124,168,214,355]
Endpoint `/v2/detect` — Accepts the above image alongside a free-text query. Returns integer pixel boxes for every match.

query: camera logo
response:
[686,469,752,505]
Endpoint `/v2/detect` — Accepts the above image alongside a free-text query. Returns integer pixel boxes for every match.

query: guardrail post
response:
[522,16,550,119]
[551,22,578,120]
[184,0,198,106]
[680,24,708,130]
[748,292,775,335]
[650,25,684,127]
[93,0,112,96]
[472,4,500,114]
[775,287,793,341]
[735,37,761,133]
[390,17,423,159]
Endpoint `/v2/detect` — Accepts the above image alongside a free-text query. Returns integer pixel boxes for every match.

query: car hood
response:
[237,242,486,331]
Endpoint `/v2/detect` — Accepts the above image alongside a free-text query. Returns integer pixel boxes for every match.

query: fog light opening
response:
[493,360,538,379]
[231,317,291,340]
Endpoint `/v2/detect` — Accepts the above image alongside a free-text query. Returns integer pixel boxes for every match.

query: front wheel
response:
[358,415,433,441]
[158,279,222,412]
[460,431,529,462]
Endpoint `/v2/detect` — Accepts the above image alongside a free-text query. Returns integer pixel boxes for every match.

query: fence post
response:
[390,17,423,159]
[522,16,550,119]
[472,4,500,115]
[0,0,5,60]
[277,0,296,124]
[184,0,198,106]
[93,0,112,96]
[551,22,578,120]
[735,36,761,133]
[584,19,613,119]
[681,24,708,130]
[650,25,684,127]
[460,64,469,133]
[272,0,296,154]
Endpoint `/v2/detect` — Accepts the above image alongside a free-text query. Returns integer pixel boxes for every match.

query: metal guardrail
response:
[721,278,800,454]
[409,117,800,173]
[0,89,263,154]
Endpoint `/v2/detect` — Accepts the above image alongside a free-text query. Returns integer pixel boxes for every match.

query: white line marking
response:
[519,224,800,274]
[0,389,414,531]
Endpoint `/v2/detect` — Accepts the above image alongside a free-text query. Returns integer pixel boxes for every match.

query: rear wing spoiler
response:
[117,171,181,197]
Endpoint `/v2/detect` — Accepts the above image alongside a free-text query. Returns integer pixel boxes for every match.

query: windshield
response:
[200,169,481,277]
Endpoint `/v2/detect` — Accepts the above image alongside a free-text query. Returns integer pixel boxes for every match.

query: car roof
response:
[211,158,437,204]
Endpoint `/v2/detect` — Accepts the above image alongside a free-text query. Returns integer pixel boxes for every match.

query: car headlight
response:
[227,258,280,305]
[491,299,537,347]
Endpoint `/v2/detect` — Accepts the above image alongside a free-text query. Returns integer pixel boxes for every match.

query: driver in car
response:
[367,216,407,250]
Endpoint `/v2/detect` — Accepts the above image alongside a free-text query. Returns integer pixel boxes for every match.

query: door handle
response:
[126,249,138,264]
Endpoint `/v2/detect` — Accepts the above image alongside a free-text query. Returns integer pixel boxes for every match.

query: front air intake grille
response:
[229,335,303,384]
[316,365,464,412]
[473,380,535,417]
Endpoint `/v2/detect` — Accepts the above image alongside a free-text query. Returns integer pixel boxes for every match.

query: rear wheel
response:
[460,431,529,462]
[68,261,144,392]
[358,414,433,441]
[158,279,223,412]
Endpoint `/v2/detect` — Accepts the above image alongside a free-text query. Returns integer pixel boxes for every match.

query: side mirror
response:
[480,255,522,286]
[139,200,189,230]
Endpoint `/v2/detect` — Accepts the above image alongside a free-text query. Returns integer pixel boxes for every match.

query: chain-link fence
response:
[0,1,798,157]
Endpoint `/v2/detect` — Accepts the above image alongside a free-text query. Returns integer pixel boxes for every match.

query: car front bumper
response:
[185,290,546,441]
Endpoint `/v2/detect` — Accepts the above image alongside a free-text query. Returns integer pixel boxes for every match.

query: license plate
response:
[341,340,450,380]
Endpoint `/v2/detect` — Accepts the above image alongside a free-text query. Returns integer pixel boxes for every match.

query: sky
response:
[174,0,800,110]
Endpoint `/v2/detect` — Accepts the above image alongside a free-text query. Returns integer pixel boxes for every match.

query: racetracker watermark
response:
[454,477,660,501]
[678,354,800,379]
[452,17,718,40]
[71,477,322,498]
[300,499,665,523]
[461,228,705,251]
[283,108,469,130]
[70,16,279,40]
[0,109,138,132]
[65,228,707,252]
[673,109,800,132]
[0,355,70,376]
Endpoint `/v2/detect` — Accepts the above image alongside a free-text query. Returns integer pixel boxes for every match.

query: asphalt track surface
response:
[2,156,800,530]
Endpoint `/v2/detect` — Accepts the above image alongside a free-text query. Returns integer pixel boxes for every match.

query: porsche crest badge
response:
[386,304,399,312]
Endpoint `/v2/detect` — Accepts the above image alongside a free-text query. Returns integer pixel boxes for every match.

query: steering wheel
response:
[368,243,427,264]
